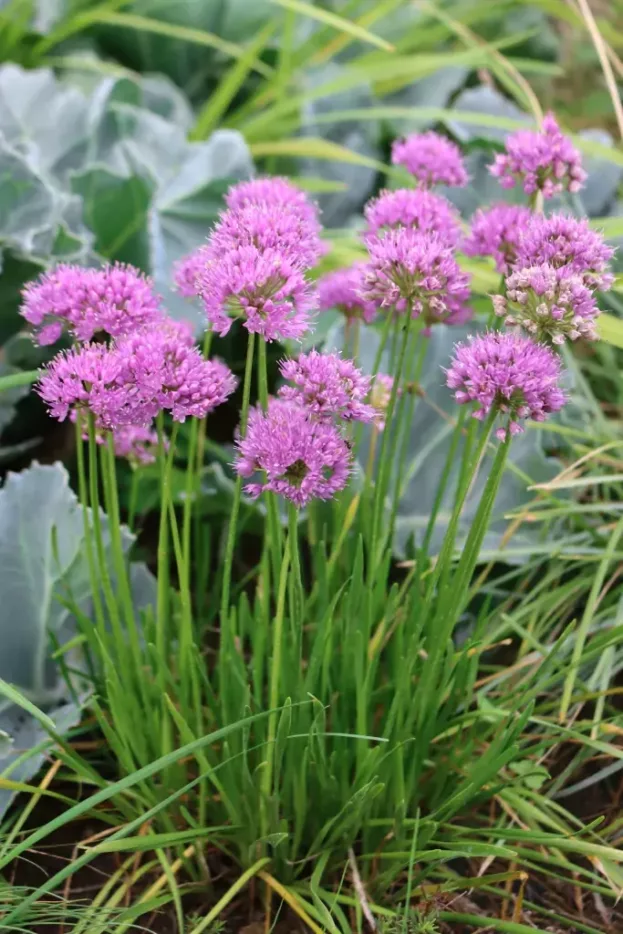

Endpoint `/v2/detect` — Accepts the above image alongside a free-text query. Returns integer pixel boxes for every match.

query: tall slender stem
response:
[257,338,282,582]
[183,330,213,574]
[220,331,256,625]
[75,416,105,632]
[156,412,172,660]
[288,504,303,627]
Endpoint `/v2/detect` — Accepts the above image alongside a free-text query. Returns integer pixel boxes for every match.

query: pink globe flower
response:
[317,264,376,324]
[516,214,614,290]
[21,263,163,346]
[446,331,567,440]
[493,263,600,344]
[361,228,471,324]
[235,400,351,507]
[489,113,586,199]
[364,188,462,246]
[278,350,376,424]
[463,204,533,274]
[391,132,468,189]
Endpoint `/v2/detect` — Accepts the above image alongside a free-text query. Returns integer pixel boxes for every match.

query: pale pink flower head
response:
[368,373,395,430]
[446,331,566,440]
[361,228,471,324]
[364,188,462,246]
[463,203,533,274]
[278,350,376,423]
[391,132,468,189]
[494,263,600,344]
[195,243,315,341]
[516,214,614,290]
[21,263,163,346]
[174,250,206,299]
[113,424,160,465]
[235,399,351,507]
[317,264,376,324]
[489,113,586,199]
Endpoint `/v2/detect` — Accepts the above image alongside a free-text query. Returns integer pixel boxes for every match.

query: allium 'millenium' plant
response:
[515,214,614,290]
[391,131,469,188]
[489,112,586,198]
[17,118,614,932]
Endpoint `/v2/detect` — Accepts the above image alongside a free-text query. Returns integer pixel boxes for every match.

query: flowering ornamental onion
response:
[489,113,586,199]
[391,132,468,189]
[463,204,533,274]
[195,244,314,340]
[235,400,351,507]
[278,351,376,424]
[515,214,614,290]
[225,177,322,233]
[21,263,162,346]
[361,228,471,324]
[364,188,462,246]
[174,251,205,299]
[113,425,160,465]
[210,201,324,268]
[493,264,599,344]
[317,265,376,323]
[38,320,237,428]
[446,331,566,440]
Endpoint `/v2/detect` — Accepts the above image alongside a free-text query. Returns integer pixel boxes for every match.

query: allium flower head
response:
[210,201,324,268]
[446,331,566,439]
[21,263,163,346]
[361,228,471,324]
[113,424,160,465]
[37,343,123,423]
[225,177,321,232]
[115,327,237,424]
[463,203,533,274]
[516,214,614,290]
[174,250,206,299]
[489,113,586,199]
[278,350,376,423]
[493,263,599,344]
[196,244,314,340]
[235,400,351,507]
[317,264,376,323]
[391,132,468,189]
[364,188,462,246]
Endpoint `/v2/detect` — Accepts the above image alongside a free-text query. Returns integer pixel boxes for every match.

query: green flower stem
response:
[421,407,467,556]
[156,412,173,660]
[220,331,256,627]
[288,504,303,627]
[370,314,413,567]
[74,417,105,633]
[86,414,125,650]
[183,330,213,576]
[260,526,291,837]
[128,468,141,530]
[257,338,283,583]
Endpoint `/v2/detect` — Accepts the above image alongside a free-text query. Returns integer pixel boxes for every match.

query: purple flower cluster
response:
[113,425,160,466]
[236,400,351,508]
[175,177,322,341]
[446,332,566,439]
[364,188,462,246]
[37,318,237,431]
[21,263,163,346]
[318,264,377,323]
[361,227,470,324]
[391,132,468,189]
[235,350,378,506]
[493,264,599,344]
[278,350,376,424]
[489,113,586,199]
[515,214,614,290]
[463,204,533,274]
